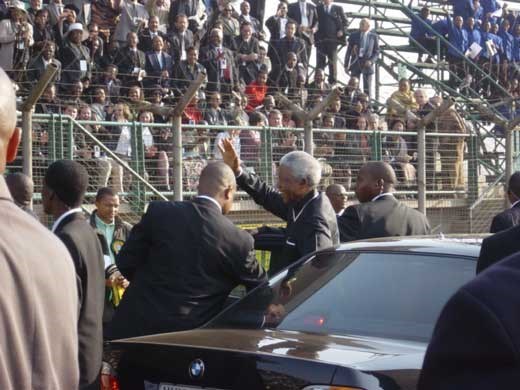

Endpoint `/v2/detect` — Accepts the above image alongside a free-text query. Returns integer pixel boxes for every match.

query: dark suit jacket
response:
[54,212,105,390]
[199,44,237,92]
[145,51,174,87]
[27,56,62,83]
[107,198,267,339]
[138,29,167,53]
[477,224,520,273]
[338,194,431,242]
[490,202,520,233]
[114,46,146,81]
[344,30,380,75]
[275,36,308,68]
[288,1,318,44]
[59,41,91,85]
[167,29,195,63]
[174,60,207,93]
[418,251,520,390]
[238,14,263,37]
[237,170,339,274]
[315,4,347,44]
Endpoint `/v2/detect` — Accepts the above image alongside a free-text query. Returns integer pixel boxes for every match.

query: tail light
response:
[101,361,120,390]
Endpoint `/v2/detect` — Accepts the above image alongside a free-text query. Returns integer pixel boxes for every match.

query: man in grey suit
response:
[490,171,520,233]
[344,18,379,96]
[338,161,430,242]
[0,69,79,388]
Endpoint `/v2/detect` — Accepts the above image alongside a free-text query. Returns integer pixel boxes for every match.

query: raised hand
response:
[217,138,241,174]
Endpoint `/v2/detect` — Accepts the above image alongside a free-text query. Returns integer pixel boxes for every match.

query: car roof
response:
[334,235,485,258]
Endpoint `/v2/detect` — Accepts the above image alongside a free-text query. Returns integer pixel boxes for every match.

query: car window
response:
[206,251,476,342]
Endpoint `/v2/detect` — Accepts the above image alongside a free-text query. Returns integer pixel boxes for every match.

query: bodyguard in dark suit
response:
[315,0,347,84]
[265,2,289,69]
[138,16,167,53]
[490,171,520,233]
[477,224,520,273]
[344,18,379,96]
[42,160,105,390]
[114,32,146,84]
[168,14,195,63]
[219,139,339,275]
[107,162,266,339]
[174,46,207,93]
[338,161,430,242]
[418,250,520,390]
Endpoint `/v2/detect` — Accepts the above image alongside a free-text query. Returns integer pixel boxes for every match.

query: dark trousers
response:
[350,67,373,97]
[316,40,338,83]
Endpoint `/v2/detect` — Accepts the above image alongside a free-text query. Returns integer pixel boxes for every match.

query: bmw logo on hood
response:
[188,359,205,379]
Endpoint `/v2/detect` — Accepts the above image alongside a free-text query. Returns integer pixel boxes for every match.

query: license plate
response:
[159,384,201,390]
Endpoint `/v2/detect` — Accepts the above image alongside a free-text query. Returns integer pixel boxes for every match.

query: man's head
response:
[240,1,250,15]
[264,95,276,111]
[176,14,188,32]
[198,162,237,214]
[286,20,297,39]
[256,70,268,85]
[278,151,321,203]
[347,76,359,90]
[78,104,92,120]
[152,35,164,52]
[149,15,159,32]
[326,183,348,213]
[355,161,397,203]
[322,114,335,128]
[210,28,223,46]
[466,16,475,30]
[127,32,138,48]
[314,68,325,84]
[414,88,429,106]
[42,160,88,215]
[5,172,33,207]
[187,46,198,63]
[286,52,297,68]
[277,1,288,16]
[420,6,430,19]
[241,21,253,40]
[360,18,371,32]
[268,109,283,127]
[507,171,520,204]
[95,187,120,224]
[454,15,463,29]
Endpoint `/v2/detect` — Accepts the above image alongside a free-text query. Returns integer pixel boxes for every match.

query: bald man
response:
[0,69,79,387]
[5,171,38,219]
[107,162,267,339]
[338,161,430,242]
[326,183,348,216]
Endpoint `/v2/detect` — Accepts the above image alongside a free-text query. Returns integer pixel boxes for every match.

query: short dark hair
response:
[96,187,117,202]
[44,160,88,208]
[508,171,520,198]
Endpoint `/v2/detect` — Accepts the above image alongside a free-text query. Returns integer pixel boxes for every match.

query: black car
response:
[108,237,481,390]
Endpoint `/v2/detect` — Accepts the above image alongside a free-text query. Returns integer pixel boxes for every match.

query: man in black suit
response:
[167,13,195,63]
[274,19,308,73]
[42,160,105,390]
[27,40,61,83]
[477,223,520,273]
[174,46,207,93]
[219,138,339,275]
[315,0,347,84]
[238,1,264,40]
[344,18,379,96]
[114,32,146,84]
[265,2,289,73]
[199,28,237,99]
[138,15,167,53]
[288,0,318,65]
[145,35,174,88]
[107,162,266,339]
[338,161,431,242]
[490,171,520,233]
[418,250,520,389]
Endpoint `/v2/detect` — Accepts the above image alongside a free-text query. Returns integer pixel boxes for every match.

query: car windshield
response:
[206,250,476,342]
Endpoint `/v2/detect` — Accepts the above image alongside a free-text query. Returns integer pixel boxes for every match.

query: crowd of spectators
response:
[1,0,484,195]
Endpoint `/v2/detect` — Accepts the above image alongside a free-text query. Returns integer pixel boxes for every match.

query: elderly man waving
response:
[219,138,339,275]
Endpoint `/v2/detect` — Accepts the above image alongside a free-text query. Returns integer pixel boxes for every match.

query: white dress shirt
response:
[51,208,83,233]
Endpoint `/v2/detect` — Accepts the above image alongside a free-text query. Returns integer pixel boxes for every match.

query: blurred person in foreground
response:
[0,68,79,389]
[219,138,339,275]
[338,161,430,242]
[42,160,105,390]
[106,162,267,339]
[489,171,520,233]
[5,171,38,219]
[419,248,520,389]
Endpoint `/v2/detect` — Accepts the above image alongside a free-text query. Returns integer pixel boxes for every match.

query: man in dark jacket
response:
[219,138,339,275]
[477,224,520,273]
[107,162,266,339]
[89,187,132,332]
[338,161,430,242]
[42,160,105,390]
[490,171,520,233]
[419,250,520,390]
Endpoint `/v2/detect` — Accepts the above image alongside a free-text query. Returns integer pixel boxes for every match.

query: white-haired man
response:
[219,138,339,275]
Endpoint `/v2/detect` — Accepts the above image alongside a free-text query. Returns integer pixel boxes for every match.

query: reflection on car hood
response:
[114,328,425,370]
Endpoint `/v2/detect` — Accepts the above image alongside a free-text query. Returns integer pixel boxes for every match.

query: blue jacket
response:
[466,27,482,47]
[451,0,473,19]
[499,29,514,61]
[513,35,520,61]
[481,0,501,15]
[447,17,469,57]
[480,30,502,61]
[411,12,433,40]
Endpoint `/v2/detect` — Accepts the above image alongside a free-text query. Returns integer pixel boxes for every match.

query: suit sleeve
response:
[227,233,267,291]
[337,205,361,242]
[490,213,509,233]
[116,203,155,281]
[56,232,85,306]
[418,289,518,390]
[237,170,289,221]
[368,33,379,62]
[298,218,335,255]
[476,235,498,274]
